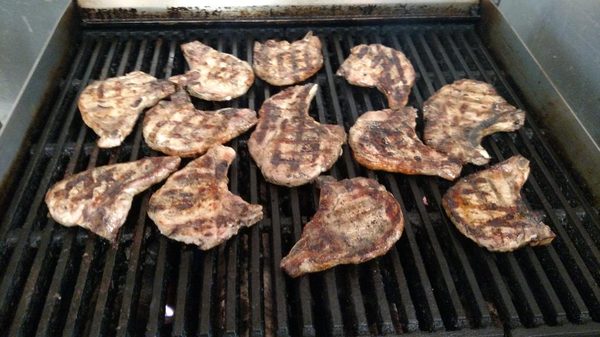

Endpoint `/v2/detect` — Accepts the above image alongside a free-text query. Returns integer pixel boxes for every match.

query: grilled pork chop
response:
[143,89,257,157]
[148,145,263,250]
[253,31,323,86]
[423,79,525,165]
[169,41,254,101]
[443,155,555,252]
[281,176,404,277]
[247,84,346,187]
[349,107,462,180]
[78,71,175,148]
[45,156,181,242]
[336,44,416,108]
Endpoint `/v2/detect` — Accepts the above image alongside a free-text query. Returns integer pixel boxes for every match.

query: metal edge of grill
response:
[1,6,600,337]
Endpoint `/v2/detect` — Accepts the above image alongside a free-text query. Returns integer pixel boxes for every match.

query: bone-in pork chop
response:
[169,41,254,101]
[336,44,416,108]
[143,89,257,157]
[148,145,263,250]
[423,79,525,165]
[45,156,181,242]
[349,107,462,180]
[78,71,175,148]
[443,155,555,252]
[253,31,323,86]
[247,84,346,187]
[280,176,404,277]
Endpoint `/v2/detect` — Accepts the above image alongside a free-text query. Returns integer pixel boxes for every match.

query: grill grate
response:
[1,23,600,337]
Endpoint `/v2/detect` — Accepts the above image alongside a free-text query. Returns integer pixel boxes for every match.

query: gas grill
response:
[1,1,600,336]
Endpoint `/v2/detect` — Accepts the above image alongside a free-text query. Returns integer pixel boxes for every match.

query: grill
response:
[1,22,600,337]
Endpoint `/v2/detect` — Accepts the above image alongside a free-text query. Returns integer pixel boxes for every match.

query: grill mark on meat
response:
[97,83,104,98]
[359,124,396,156]
[276,52,286,81]
[356,45,369,58]
[248,84,346,186]
[215,160,229,179]
[45,156,181,241]
[130,97,143,108]
[442,155,555,252]
[143,89,257,157]
[280,177,404,277]
[289,44,299,80]
[337,44,415,108]
[253,32,323,86]
[423,79,525,165]
[78,71,175,148]
[148,146,263,250]
[390,50,406,81]
[171,41,254,101]
[349,108,462,180]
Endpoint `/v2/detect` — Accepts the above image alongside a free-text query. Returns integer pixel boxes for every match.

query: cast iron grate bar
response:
[7,39,93,337]
[1,23,600,337]
[424,29,568,325]
[247,69,264,337]
[424,30,567,325]
[439,29,589,324]
[328,37,399,335]
[319,38,375,336]
[457,30,600,318]
[405,30,547,327]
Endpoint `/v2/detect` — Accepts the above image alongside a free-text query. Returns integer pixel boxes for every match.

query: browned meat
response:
[280,176,404,277]
[443,155,555,252]
[148,145,263,250]
[336,44,416,108]
[143,89,257,157]
[45,156,181,242]
[169,41,254,101]
[78,71,175,148]
[247,84,346,187]
[349,107,462,180]
[253,31,323,86]
[423,79,525,165]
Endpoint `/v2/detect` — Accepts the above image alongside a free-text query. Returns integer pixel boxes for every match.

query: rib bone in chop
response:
[253,31,323,86]
[443,155,555,252]
[281,176,404,277]
[248,84,346,187]
[143,89,257,157]
[148,145,263,250]
[45,156,181,242]
[423,79,525,165]
[349,107,462,180]
[78,71,175,148]
[336,44,416,108]
[169,41,254,101]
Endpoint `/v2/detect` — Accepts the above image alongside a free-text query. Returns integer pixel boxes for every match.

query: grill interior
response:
[1,23,600,337]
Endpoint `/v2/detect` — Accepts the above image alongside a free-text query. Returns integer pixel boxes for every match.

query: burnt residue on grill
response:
[79,3,478,23]
[1,24,600,337]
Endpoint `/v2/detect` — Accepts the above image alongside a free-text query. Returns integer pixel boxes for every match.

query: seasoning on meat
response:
[45,156,181,242]
[78,71,175,148]
[247,84,346,187]
[423,79,525,165]
[443,155,555,252]
[148,145,263,250]
[281,176,404,277]
[143,89,257,157]
[349,107,462,180]
[253,31,323,86]
[169,41,254,101]
[336,44,416,108]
